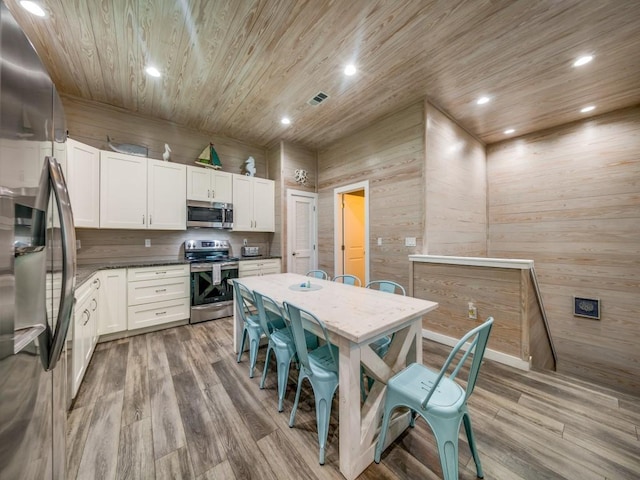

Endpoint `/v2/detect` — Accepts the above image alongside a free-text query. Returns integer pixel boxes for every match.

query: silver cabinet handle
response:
[155,311,167,316]
[45,156,77,371]
[150,215,153,225]
[212,190,215,198]
[156,271,166,275]
[155,288,167,293]
[83,309,90,326]
[93,277,101,289]
[142,214,145,225]
[90,299,97,311]
[207,189,210,198]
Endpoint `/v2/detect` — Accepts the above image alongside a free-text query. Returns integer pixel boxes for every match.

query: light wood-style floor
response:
[68,317,640,480]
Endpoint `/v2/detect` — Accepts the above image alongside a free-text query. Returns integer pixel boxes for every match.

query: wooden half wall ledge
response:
[409,254,556,372]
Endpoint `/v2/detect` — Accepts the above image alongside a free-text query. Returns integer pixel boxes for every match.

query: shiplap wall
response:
[279,142,317,272]
[487,106,640,395]
[61,94,267,177]
[425,102,487,255]
[267,143,282,259]
[62,95,274,264]
[317,102,425,287]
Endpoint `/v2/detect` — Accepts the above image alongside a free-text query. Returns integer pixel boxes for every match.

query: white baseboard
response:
[422,329,530,371]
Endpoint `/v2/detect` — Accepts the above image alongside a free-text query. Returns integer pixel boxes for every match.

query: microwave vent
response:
[308,91,329,106]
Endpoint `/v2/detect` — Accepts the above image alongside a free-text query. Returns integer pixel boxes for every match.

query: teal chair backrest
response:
[332,274,361,286]
[421,317,494,409]
[253,290,288,339]
[365,280,406,296]
[284,302,338,373]
[306,270,329,280]
[233,281,255,323]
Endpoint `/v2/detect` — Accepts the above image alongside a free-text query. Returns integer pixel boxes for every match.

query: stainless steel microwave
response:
[186,201,233,229]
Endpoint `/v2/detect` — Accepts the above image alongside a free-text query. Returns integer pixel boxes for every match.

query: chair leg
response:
[237,328,247,363]
[289,371,304,427]
[260,345,273,389]
[248,334,259,378]
[275,349,293,412]
[429,415,461,480]
[313,380,337,465]
[374,402,395,463]
[463,413,484,479]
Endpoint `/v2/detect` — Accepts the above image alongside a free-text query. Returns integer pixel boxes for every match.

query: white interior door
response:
[287,190,317,274]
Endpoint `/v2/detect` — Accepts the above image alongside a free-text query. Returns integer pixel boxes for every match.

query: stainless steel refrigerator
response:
[0,2,76,479]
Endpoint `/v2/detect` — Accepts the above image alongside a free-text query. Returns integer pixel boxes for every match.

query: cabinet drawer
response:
[127,298,189,330]
[127,276,189,306]
[127,264,189,282]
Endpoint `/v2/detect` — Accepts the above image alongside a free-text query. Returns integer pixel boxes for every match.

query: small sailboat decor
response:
[195,143,222,169]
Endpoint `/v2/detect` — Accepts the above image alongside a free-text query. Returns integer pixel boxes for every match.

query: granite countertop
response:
[75,256,282,286]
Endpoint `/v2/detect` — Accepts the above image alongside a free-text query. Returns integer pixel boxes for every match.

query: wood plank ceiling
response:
[7,0,640,148]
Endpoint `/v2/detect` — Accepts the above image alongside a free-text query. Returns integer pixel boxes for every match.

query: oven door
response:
[190,262,238,306]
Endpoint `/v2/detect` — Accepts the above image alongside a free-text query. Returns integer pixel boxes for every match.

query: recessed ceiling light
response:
[580,105,596,113]
[504,128,515,134]
[476,96,491,105]
[573,55,593,67]
[145,66,161,77]
[344,64,357,76]
[281,117,291,125]
[20,1,46,17]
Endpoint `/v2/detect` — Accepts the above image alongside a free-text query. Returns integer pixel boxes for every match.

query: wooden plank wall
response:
[425,103,487,255]
[412,262,522,358]
[61,94,267,177]
[487,106,640,395]
[317,102,425,287]
[267,143,282,259]
[62,94,274,265]
[276,142,317,272]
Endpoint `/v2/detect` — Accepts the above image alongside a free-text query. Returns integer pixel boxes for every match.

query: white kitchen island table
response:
[232,273,438,479]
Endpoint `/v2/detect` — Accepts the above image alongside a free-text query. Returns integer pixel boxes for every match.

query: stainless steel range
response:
[185,240,238,323]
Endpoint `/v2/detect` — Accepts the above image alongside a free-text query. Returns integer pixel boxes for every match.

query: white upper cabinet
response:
[186,166,232,203]
[100,152,186,230]
[66,138,100,228]
[100,151,148,229]
[232,174,275,232]
[148,159,186,229]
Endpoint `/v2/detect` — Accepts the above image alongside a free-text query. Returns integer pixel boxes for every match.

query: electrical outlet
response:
[76,239,81,249]
[405,237,417,247]
[377,237,382,246]
[145,239,151,247]
[468,302,478,320]
[243,238,248,246]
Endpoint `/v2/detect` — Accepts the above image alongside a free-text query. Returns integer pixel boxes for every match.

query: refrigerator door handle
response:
[46,156,76,371]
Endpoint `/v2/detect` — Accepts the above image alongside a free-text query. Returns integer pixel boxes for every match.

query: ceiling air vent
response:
[308,91,329,106]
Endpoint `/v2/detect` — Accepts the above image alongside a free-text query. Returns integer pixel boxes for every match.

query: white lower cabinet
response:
[72,274,101,399]
[238,258,281,278]
[127,265,190,330]
[98,269,127,335]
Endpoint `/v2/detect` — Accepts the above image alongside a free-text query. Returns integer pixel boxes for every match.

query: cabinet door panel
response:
[212,171,232,203]
[148,159,186,230]
[98,269,127,335]
[186,165,211,201]
[100,152,147,228]
[66,138,100,228]
[232,174,253,231]
[253,178,275,232]
[128,298,190,330]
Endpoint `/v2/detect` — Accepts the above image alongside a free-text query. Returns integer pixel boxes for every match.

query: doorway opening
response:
[334,181,369,284]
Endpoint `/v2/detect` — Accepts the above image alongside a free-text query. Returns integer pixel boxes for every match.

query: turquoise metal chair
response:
[332,274,362,286]
[375,317,494,480]
[306,269,329,280]
[365,280,406,358]
[284,302,339,465]
[253,290,318,412]
[234,281,284,378]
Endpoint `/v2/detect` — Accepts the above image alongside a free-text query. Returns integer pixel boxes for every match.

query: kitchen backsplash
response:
[75,228,273,265]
